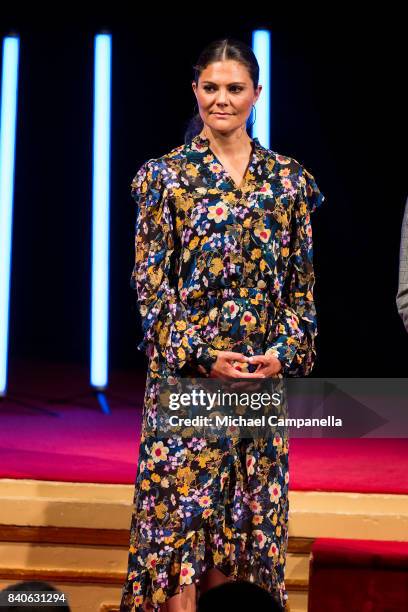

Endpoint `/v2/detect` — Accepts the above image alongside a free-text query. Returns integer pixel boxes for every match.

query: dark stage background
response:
[1,18,406,377]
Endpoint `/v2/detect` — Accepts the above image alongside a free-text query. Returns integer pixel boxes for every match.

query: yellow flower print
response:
[151,473,161,483]
[279,167,291,177]
[175,320,187,331]
[188,236,200,251]
[223,191,236,202]
[134,595,143,605]
[209,257,224,276]
[202,508,214,519]
[254,227,271,243]
[213,550,224,565]
[269,481,282,503]
[148,268,162,286]
[176,346,187,363]
[252,515,264,525]
[177,482,189,496]
[299,201,307,216]
[150,441,169,463]
[180,561,196,585]
[240,310,256,329]
[152,587,166,605]
[141,479,150,491]
[146,553,159,570]
[208,202,229,223]
[185,163,199,177]
[209,307,218,321]
[198,495,211,508]
[197,452,211,468]
[146,458,155,470]
[267,543,280,558]
[259,182,273,195]
[174,538,186,548]
[208,160,223,174]
[154,502,168,519]
[249,500,262,513]
[164,535,174,544]
[265,157,276,172]
[273,433,283,448]
[172,187,186,198]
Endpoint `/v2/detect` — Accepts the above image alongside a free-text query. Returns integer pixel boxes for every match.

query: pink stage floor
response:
[1,359,407,494]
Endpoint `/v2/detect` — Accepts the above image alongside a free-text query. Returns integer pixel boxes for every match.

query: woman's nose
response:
[215,90,229,104]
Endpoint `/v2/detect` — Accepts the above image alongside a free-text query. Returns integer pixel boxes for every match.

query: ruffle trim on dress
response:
[119,522,289,611]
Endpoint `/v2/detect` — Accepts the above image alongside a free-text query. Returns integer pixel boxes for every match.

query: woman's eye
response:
[203,85,243,93]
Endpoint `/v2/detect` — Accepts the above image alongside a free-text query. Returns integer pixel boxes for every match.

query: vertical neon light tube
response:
[0,36,19,396]
[90,34,111,389]
[252,30,271,149]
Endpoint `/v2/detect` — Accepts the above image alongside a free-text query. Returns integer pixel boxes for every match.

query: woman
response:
[120,38,325,612]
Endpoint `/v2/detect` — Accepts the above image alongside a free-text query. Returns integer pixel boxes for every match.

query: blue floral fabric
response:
[120,133,324,611]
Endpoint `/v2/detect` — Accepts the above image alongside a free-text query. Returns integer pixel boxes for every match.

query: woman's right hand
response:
[208,351,266,380]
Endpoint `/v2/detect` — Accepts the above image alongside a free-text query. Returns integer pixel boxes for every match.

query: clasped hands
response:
[197,350,282,379]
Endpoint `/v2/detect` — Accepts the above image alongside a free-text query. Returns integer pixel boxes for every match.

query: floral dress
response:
[119,133,325,611]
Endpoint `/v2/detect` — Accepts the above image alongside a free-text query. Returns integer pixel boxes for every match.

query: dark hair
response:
[197,579,284,612]
[184,38,259,144]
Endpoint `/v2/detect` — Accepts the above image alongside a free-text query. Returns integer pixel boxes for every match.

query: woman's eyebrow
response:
[201,81,246,85]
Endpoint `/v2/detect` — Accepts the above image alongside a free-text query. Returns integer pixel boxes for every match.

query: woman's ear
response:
[254,84,262,104]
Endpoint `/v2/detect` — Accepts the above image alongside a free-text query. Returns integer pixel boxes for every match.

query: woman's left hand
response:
[247,354,283,377]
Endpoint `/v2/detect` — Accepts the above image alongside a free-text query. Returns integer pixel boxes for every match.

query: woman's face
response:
[192,60,261,137]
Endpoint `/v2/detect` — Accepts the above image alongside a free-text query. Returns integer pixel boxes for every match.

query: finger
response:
[226,367,266,379]
[247,355,268,364]
[221,351,250,362]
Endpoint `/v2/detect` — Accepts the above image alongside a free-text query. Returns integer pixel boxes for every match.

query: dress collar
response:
[186,132,270,192]
[190,132,263,152]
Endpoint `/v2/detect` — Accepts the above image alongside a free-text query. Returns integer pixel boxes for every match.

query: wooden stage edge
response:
[0,478,407,612]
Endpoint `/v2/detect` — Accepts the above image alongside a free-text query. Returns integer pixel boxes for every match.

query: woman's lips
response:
[213,113,231,117]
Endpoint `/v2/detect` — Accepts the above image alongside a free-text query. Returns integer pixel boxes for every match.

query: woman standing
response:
[120,38,325,612]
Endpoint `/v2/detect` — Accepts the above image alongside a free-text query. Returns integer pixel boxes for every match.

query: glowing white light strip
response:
[0,36,20,396]
[90,34,111,389]
[252,30,271,149]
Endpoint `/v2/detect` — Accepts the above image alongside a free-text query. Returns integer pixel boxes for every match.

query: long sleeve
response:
[396,196,408,333]
[130,158,219,376]
[264,165,325,376]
